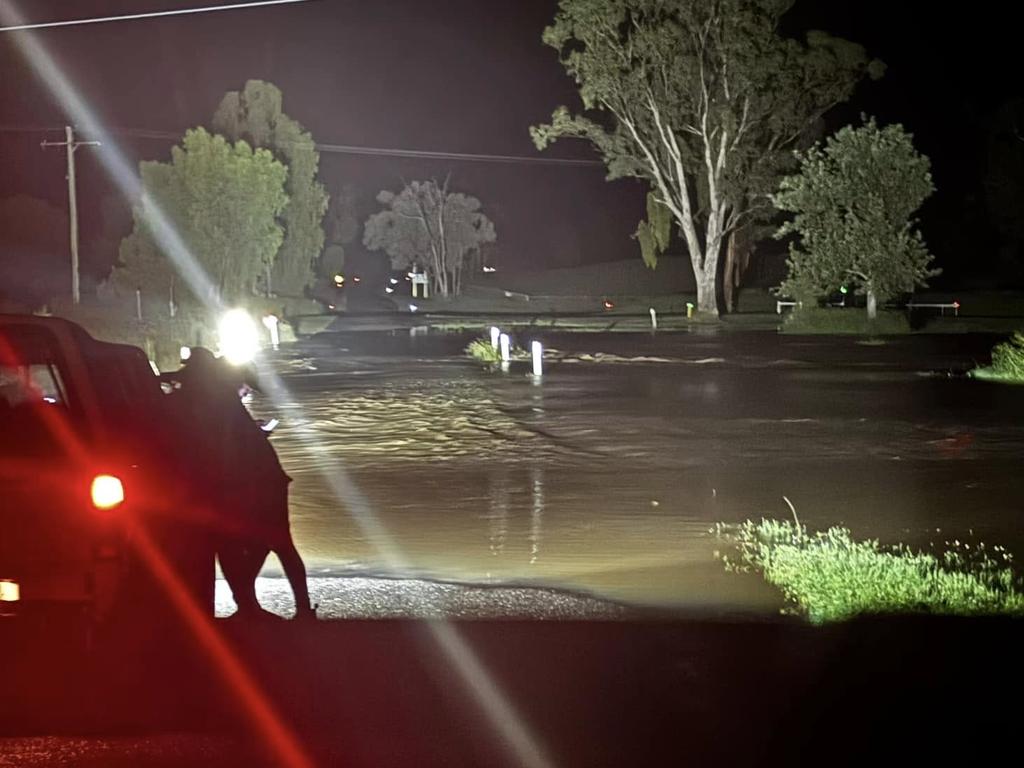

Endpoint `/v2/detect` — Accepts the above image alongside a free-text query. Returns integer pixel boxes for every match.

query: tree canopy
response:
[774,118,937,318]
[363,179,496,298]
[532,0,882,315]
[213,80,328,297]
[116,127,288,305]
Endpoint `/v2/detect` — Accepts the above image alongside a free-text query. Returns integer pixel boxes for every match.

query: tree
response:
[773,118,937,319]
[531,0,882,315]
[116,128,288,305]
[213,80,329,297]
[319,183,363,281]
[363,179,496,298]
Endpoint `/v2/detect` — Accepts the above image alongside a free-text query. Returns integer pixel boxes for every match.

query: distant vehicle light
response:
[409,304,419,313]
[603,300,615,310]
[218,308,260,365]
[180,346,192,361]
[352,276,361,283]
[389,278,399,285]
[333,273,345,286]
[385,287,394,294]
[43,396,57,404]
[91,474,125,510]
[0,580,19,603]
[328,304,336,310]
[953,300,961,309]
[483,266,497,273]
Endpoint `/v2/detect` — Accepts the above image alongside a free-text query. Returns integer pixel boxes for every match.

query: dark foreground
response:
[2,612,1021,766]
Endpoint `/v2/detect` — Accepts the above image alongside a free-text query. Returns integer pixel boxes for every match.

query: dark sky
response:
[0,0,1020,287]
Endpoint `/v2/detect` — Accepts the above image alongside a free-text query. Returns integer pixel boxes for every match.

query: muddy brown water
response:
[236,329,1024,617]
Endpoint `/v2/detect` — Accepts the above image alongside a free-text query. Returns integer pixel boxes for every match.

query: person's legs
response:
[273,533,313,618]
[218,539,266,616]
[267,484,313,618]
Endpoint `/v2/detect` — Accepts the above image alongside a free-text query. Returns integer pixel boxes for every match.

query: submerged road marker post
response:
[649,308,657,330]
[262,314,280,350]
[499,333,511,363]
[531,341,543,377]
[686,302,695,319]
[490,326,500,350]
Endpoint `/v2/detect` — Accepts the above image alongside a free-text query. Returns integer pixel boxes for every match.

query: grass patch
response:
[716,518,1024,623]
[971,331,1024,383]
[465,338,504,363]
[781,307,912,335]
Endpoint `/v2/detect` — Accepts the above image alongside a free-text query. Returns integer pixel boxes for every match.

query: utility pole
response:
[42,126,100,304]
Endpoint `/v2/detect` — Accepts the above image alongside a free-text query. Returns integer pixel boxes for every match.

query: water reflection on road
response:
[244,330,1024,616]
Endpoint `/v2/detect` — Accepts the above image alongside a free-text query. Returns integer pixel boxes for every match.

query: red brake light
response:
[91,474,125,510]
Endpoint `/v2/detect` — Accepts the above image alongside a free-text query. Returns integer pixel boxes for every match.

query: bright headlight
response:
[218,308,260,365]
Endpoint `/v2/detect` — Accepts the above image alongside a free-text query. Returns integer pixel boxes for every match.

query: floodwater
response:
[237,329,1024,617]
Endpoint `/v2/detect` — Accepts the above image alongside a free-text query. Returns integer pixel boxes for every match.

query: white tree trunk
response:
[866,289,877,320]
[695,266,717,316]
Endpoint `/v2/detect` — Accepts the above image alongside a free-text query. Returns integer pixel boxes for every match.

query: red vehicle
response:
[0,314,209,626]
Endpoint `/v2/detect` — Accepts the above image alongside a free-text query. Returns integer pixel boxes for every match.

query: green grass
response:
[781,307,912,335]
[465,338,503,363]
[971,331,1024,383]
[716,518,1024,623]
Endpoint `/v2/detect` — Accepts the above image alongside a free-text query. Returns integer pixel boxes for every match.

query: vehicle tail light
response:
[0,580,19,603]
[91,474,125,510]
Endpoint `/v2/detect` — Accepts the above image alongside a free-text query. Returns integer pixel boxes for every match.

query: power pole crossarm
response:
[41,126,101,305]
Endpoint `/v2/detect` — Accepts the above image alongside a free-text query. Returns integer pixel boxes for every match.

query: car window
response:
[1,344,75,459]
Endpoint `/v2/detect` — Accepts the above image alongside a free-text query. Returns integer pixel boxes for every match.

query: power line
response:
[0,0,317,33]
[312,140,602,167]
[1,125,602,167]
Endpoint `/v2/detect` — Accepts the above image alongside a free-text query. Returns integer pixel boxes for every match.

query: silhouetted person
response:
[173,348,313,620]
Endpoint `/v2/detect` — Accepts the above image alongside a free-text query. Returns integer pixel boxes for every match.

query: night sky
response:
[0,0,1019,293]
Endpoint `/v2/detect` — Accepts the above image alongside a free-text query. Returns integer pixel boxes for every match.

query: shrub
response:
[716,518,1024,623]
[988,331,1024,381]
[465,338,504,364]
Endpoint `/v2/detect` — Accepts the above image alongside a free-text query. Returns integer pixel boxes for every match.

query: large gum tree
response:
[532,0,882,316]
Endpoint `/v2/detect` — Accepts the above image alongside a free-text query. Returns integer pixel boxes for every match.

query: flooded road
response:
[241,330,1024,616]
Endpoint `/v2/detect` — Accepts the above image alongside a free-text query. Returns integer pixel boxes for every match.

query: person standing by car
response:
[171,348,314,620]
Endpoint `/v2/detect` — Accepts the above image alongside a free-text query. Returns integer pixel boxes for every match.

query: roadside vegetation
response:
[971,331,1024,383]
[464,336,531,365]
[465,338,504,364]
[716,518,1024,623]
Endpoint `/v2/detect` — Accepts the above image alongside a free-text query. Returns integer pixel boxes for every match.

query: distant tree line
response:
[111,80,495,313]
